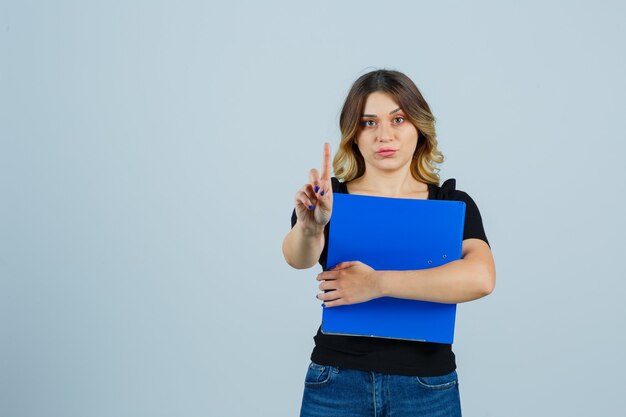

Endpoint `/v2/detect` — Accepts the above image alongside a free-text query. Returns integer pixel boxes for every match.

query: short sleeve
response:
[453,191,490,247]
[291,209,297,228]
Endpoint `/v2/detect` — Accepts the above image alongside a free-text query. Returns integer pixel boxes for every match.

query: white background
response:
[2,1,625,416]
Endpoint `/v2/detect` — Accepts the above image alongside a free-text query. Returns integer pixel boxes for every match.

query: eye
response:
[361,119,377,127]
[393,116,405,124]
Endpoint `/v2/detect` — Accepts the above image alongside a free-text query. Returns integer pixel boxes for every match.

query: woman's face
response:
[355,92,419,176]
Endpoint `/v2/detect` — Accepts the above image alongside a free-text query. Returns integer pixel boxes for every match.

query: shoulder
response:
[430,178,474,203]
[432,178,490,246]
[331,177,348,193]
[430,178,483,220]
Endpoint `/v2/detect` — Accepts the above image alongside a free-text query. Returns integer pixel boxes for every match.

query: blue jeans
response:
[300,362,461,417]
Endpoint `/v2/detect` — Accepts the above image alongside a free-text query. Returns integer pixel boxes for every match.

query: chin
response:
[376,158,411,168]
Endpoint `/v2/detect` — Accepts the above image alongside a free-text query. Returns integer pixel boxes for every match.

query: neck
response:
[354,168,426,197]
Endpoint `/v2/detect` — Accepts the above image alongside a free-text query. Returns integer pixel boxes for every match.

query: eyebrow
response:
[361,107,402,117]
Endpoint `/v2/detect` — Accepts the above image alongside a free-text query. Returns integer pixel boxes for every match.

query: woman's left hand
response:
[316,261,381,307]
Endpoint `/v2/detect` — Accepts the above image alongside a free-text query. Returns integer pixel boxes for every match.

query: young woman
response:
[282,69,495,417]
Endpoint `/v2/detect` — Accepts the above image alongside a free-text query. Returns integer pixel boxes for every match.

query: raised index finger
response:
[321,142,332,181]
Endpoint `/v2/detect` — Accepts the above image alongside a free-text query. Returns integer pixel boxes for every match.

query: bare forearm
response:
[377,257,495,304]
[282,222,325,269]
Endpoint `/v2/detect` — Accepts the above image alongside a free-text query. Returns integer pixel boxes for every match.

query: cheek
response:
[356,128,376,142]
[404,128,419,146]
[404,133,419,156]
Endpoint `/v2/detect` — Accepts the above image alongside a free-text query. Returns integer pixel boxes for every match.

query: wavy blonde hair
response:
[333,69,444,185]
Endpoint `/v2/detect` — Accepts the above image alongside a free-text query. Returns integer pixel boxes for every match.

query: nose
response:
[378,121,394,142]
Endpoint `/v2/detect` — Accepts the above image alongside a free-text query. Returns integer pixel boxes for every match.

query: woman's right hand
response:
[294,143,334,231]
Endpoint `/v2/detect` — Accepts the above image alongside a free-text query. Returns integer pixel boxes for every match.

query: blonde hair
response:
[333,69,444,185]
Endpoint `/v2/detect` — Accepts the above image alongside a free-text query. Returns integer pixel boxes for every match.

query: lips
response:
[376,148,397,157]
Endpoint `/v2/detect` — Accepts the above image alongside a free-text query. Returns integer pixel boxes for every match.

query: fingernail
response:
[321,303,326,308]
[309,205,314,210]
[321,190,325,196]
[314,186,320,193]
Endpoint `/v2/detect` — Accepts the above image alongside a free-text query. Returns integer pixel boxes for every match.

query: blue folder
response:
[322,193,466,344]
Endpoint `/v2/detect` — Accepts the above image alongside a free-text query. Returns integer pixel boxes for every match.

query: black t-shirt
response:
[290,177,489,376]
